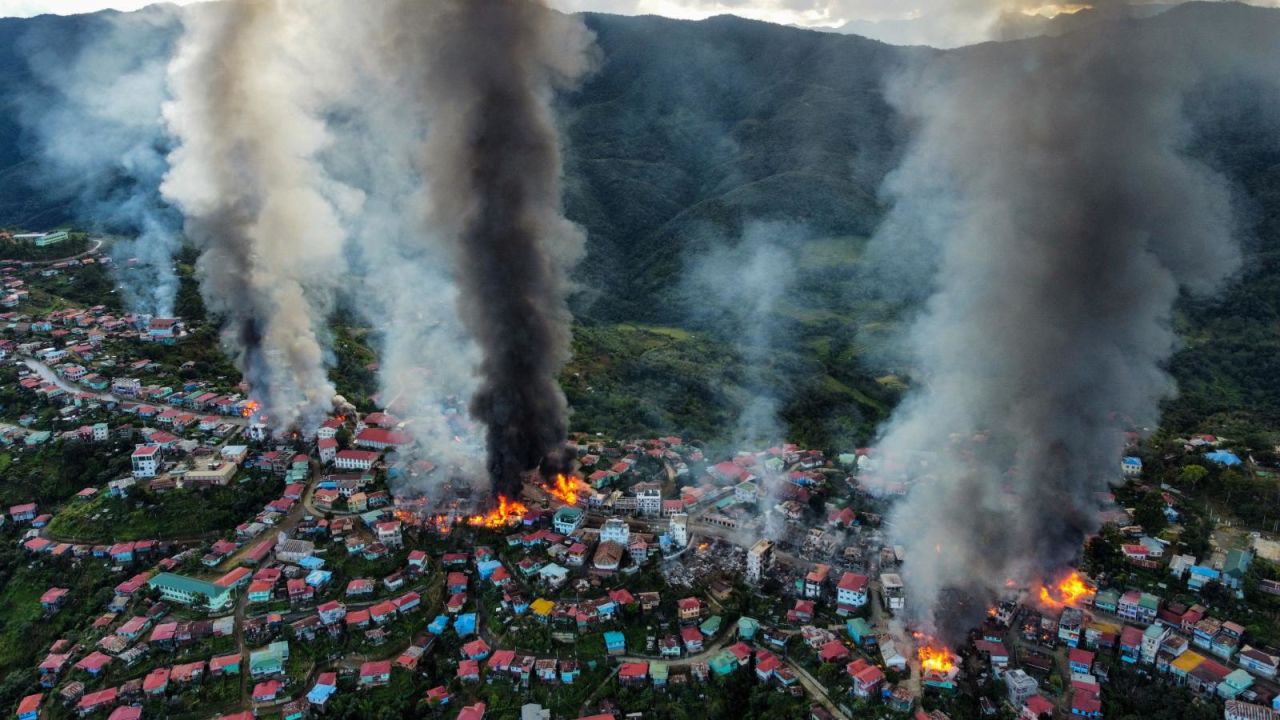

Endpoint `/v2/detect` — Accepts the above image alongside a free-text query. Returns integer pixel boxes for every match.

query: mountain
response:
[0,4,1279,449]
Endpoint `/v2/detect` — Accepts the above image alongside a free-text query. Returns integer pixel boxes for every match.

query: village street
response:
[20,354,249,427]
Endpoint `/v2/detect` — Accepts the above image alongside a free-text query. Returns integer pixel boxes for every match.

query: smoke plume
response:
[160,0,356,432]
[314,0,488,490]
[16,7,183,316]
[412,0,596,499]
[685,221,799,451]
[866,5,1279,636]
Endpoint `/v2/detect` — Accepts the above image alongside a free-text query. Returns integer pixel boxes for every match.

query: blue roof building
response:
[604,631,626,655]
[427,615,450,635]
[454,613,477,637]
[1206,451,1242,466]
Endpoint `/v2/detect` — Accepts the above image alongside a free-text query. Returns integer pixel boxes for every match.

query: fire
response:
[916,641,956,675]
[1036,570,1094,609]
[545,473,587,506]
[241,400,260,418]
[465,495,529,529]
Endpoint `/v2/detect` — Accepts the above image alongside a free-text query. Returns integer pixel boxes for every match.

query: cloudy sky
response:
[3,0,1277,47]
[0,0,1087,27]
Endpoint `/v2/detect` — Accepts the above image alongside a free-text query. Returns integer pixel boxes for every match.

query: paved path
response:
[21,355,248,427]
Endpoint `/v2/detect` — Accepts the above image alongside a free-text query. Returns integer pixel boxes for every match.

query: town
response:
[0,241,1277,720]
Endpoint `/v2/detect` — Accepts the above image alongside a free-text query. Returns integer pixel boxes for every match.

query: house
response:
[791,599,815,624]
[820,639,851,664]
[678,597,702,623]
[131,445,160,478]
[253,680,282,702]
[40,587,69,612]
[249,641,290,677]
[1120,625,1143,663]
[804,564,829,599]
[836,572,869,613]
[682,626,705,653]
[17,694,41,720]
[1240,646,1280,679]
[604,631,626,655]
[847,658,885,698]
[457,703,487,720]
[619,662,649,687]
[457,659,481,682]
[359,660,392,687]
[1223,550,1254,590]
[553,506,584,535]
[10,503,38,523]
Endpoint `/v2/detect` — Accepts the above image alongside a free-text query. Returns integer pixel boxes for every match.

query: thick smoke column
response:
[16,7,182,316]
[415,0,596,499]
[866,6,1277,637]
[161,0,354,432]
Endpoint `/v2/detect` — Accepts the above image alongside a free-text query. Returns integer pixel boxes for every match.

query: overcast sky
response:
[0,0,1063,27]
[3,0,1278,46]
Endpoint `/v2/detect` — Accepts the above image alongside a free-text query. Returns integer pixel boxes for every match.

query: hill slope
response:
[1,6,1279,448]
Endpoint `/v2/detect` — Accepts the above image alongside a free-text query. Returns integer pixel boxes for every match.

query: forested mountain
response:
[1,4,1278,449]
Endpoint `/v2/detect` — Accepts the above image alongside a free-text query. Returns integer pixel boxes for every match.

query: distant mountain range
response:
[1,3,1279,446]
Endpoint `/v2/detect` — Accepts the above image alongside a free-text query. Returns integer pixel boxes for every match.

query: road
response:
[23,237,105,266]
[21,355,248,427]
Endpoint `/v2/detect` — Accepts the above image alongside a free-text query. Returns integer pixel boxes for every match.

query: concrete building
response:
[600,517,630,545]
[147,572,234,610]
[669,513,688,548]
[553,506,584,535]
[131,444,160,478]
[1005,668,1039,706]
[747,539,774,584]
[634,482,662,517]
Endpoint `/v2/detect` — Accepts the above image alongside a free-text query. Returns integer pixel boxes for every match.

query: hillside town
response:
[4,245,1280,720]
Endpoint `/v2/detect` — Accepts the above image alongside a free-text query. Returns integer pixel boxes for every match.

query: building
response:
[131,445,160,478]
[1005,668,1039,706]
[635,482,662,516]
[600,517,630,545]
[747,539,774,584]
[147,572,234,610]
[837,572,870,611]
[334,450,379,471]
[880,573,906,611]
[553,506,584,535]
[669,513,688,548]
[804,564,829,599]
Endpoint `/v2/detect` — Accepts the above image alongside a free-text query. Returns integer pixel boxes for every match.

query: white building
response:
[1005,669,1039,706]
[334,450,378,471]
[92,422,109,442]
[747,539,774,584]
[634,482,662,517]
[837,572,869,609]
[669,513,688,548]
[735,481,759,504]
[131,444,160,478]
[317,438,337,464]
[600,517,630,545]
[275,533,316,564]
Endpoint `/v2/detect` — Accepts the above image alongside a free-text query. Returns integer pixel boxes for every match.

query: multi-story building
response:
[553,506,584,535]
[131,444,160,478]
[600,518,630,546]
[1005,669,1039,707]
[747,539,774,584]
[634,483,662,517]
[669,513,688,548]
[837,572,870,611]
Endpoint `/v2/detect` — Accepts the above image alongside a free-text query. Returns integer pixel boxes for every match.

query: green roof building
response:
[250,640,290,678]
[147,572,233,610]
[738,616,760,640]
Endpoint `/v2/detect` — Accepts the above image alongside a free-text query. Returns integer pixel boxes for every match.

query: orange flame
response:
[465,495,529,529]
[545,473,587,506]
[1036,570,1094,609]
[916,640,956,675]
[241,400,260,418]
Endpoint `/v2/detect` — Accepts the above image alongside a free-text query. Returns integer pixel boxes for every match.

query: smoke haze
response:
[16,6,182,316]
[865,5,1280,637]
[161,0,355,432]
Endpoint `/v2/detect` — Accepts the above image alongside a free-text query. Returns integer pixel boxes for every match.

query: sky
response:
[3,0,1278,47]
[0,0,1109,28]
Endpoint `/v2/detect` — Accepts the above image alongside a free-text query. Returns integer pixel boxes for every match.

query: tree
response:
[1134,493,1168,533]
[1178,465,1208,490]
